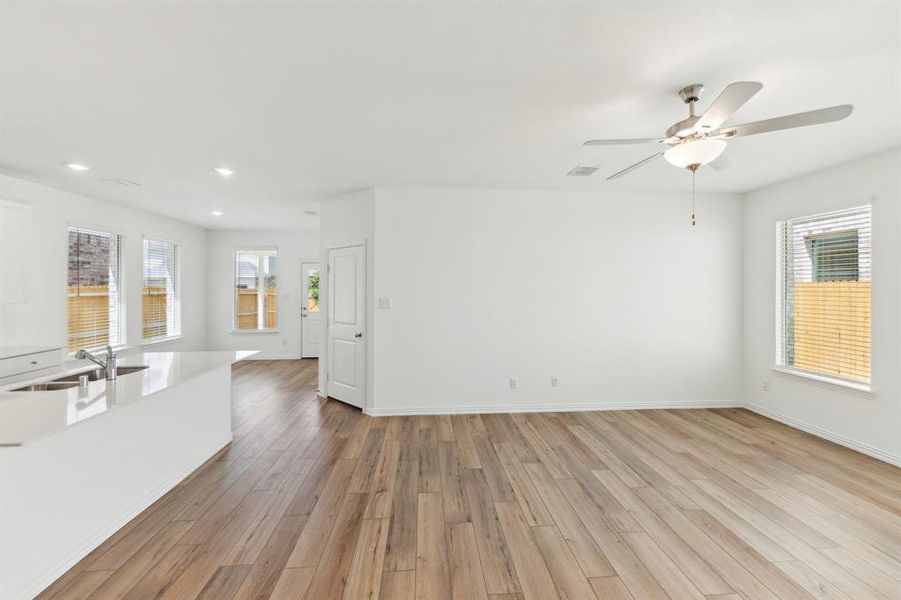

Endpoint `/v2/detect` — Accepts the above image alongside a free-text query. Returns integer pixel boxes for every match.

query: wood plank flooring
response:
[38,359,901,600]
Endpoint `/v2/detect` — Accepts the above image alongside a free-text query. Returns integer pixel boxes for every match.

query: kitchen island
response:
[0,351,255,600]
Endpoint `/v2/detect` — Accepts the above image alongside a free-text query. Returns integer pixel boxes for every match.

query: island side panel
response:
[0,364,233,600]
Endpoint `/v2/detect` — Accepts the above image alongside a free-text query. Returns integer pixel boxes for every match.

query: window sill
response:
[67,344,129,359]
[141,335,183,346]
[230,329,280,334]
[770,366,873,396]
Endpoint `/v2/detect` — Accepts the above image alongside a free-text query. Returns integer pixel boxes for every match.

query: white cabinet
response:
[0,347,64,379]
[0,199,32,304]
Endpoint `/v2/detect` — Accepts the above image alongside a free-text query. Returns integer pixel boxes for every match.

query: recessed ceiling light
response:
[211,210,224,216]
[67,163,91,171]
[213,167,235,176]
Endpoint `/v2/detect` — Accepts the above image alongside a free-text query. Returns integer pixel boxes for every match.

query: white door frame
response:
[323,240,366,410]
[300,258,321,358]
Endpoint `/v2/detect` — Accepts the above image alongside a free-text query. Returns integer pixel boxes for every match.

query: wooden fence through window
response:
[793,281,871,382]
[235,288,277,330]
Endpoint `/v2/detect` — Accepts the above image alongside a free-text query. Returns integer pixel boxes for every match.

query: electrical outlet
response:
[509,377,518,390]
[378,297,392,309]
[550,376,558,387]
[762,379,770,392]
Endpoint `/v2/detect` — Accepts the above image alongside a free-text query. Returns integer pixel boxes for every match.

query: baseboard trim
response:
[744,403,901,467]
[364,399,740,417]
[21,433,233,600]
[365,400,900,467]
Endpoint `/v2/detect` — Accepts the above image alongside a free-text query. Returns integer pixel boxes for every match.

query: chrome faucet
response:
[74,345,118,380]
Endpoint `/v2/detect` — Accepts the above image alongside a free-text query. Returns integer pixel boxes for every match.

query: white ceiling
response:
[1,1,898,229]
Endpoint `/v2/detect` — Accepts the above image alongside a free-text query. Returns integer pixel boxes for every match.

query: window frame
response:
[774,205,872,392]
[141,235,182,344]
[66,223,127,355]
[231,246,279,334]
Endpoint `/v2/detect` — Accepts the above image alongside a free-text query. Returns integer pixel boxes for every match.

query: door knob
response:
[354,332,363,338]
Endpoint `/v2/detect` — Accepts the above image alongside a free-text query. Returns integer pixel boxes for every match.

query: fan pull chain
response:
[691,168,696,226]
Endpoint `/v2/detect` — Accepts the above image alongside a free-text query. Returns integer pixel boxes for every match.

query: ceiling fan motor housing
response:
[667,84,705,139]
[666,116,700,139]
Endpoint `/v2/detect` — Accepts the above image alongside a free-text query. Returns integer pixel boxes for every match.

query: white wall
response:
[743,149,901,464]
[369,187,744,414]
[0,174,208,353]
[206,229,319,359]
[318,189,375,399]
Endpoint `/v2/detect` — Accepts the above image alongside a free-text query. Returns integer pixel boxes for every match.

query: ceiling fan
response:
[584,82,853,181]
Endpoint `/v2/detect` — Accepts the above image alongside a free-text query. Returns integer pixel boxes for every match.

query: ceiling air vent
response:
[567,165,599,177]
[101,177,143,188]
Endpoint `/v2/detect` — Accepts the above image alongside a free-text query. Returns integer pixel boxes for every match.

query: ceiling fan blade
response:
[695,81,763,132]
[583,138,661,146]
[716,104,853,138]
[606,152,664,180]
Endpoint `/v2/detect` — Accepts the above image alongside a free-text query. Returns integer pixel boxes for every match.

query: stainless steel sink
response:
[9,366,150,391]
[13,382,80,392]
[53,365,150,383]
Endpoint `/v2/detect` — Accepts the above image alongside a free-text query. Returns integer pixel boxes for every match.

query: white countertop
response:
[0,351,256,446]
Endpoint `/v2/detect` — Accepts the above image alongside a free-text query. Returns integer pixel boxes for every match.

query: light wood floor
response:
[38,359,901,600]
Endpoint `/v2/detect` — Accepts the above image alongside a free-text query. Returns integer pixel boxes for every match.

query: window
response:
[67,226,125,352]
[143,238,180,341]
[304,266,320,313]
[234,248,278,331]
[777,205,871,383]
[810,232,858,282]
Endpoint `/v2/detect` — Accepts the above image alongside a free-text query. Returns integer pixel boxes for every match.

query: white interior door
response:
[326,243,364,408]
[300,261,321,358]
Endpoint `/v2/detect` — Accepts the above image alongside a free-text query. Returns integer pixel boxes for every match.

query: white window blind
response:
[234,248,278,331]
[67,227,125,352]
[777,205,871,383]
[143,238,180,341]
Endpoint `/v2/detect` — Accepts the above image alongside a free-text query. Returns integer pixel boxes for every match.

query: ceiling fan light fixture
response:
[664,139,727,169]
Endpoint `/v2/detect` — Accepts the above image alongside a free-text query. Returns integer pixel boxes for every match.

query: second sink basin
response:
[54,365,150,382]
[13,382,80,391]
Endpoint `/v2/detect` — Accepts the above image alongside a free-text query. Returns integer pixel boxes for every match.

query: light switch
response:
[378,297,392,309]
